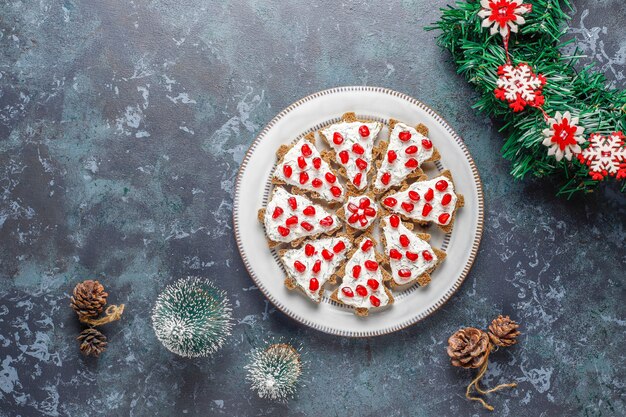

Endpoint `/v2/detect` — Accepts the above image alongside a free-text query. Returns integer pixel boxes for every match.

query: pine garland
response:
[428,0,626,197]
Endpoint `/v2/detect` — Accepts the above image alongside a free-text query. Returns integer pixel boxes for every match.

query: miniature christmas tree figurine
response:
[245,343,303,402]
[151,277,233,358]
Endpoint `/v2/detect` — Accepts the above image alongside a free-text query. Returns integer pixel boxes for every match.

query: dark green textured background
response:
[0,1,624,416]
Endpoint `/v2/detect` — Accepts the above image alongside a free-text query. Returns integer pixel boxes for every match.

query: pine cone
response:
[70,280,108,319]
[447,327,490,369]
[77,328,107,357]
[488,315,521,347]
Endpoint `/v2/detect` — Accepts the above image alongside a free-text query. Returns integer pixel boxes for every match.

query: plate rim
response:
[233,86,484,337]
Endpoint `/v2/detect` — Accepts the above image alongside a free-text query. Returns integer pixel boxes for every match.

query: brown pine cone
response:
[447,327,490,369]
[70,280,108,319]
[488,315,521,347]
[77,328,107,357]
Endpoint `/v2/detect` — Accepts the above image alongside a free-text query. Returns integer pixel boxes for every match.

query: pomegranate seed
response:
[359,197,370,208]
[381,172,391,185]
[441,193,452,205]
[399,131,412,141]
[422,251,433,261]
[387,150,397,163]
[406,251,418,261]
[398,269,412,279]
[405,158,418,168]
[301,143,312,157]
[389,249,402,260]
[363,207,376,217]
[435,180,448,191]
[333,132,344,145]
[422,139,433,149]
[389,215,400,227]
[369,295,381,307]
[288,197,297,210]
[312,178,322,188]
[364,260,379,271]
[359,217,368,227]
[383,197,397,207]
[347,203,359,213]
[367,279,379,290]
[325,172,336,183]
[283,165,292,178]
[352,265,361,279]
[309,278,319,291]
[294,261,306,273]
[355,158,368,171]
[278,226,290,237]
[286,215,298,227]
[300,221,313,231]
[359,125,370,137]
[408,191,420,201]
[312,157,322,169]
[439,213,451,224]
[422,203,433,216]
[401,202,414,213]
[297,156,307,169]
[425,188,434,201]
[333,241,346,253]
[305,244,315,256]
[312,259,321,273]
[361,239,374,251]
[348,213,359,224]
[352,143,365,155]
[272,207,284,219]
[320,216,334,227]
[405,145,418,154]
[353,173,362,187]
[356,285,368,296]
[339,150,349,164]
[299,172,309,184]
[322,249,334,260]
[303,206,316,216]
[399,234,410,247]
[342,287,354,297]
[330,186,342,197]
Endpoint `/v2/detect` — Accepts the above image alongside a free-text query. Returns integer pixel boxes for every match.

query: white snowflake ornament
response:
[478,0,532,38]
[494,63,546,112]
[578,131,626,180]
[541,111,585,161]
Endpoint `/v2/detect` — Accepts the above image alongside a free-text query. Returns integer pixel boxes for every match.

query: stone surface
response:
[0,1,624,416]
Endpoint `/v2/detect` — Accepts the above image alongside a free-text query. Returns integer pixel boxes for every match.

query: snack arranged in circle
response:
[258,187,341,247]
[273,133,345,203]
[330,235,393,316]
[381,170,464,234]
[260,114,465,314]
[279,236,352,302]
[319,112,382,192]
[336,193,378,236]
[380,215,446,288]
[373,119,440,194]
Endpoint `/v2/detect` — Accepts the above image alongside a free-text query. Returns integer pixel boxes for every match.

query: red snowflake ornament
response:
[494,63,546,112]
[578,132,626,180]
[478,0,532,38]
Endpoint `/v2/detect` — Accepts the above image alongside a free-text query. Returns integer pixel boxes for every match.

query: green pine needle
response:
[245,343,303,402]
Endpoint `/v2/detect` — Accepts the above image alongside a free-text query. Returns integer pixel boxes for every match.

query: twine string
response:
[80,304,125,326]
[465,352,517,411]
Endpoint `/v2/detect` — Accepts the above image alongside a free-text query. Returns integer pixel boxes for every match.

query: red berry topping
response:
[297,156,307,169]
[363,206,376,217]
[408,191,420,201]
[405,251,418,261]
[422,139,433,149]
[399,234,410,247]
[441,193,452,206]
[312,157,322,169]
[288,197,297,210]
[389,215,400,228]
[369,295,381,307]
[347,203,359,213]
[383,197,397,207]
[303,206,316,216]
[405,145,418,154]
[342,287,354,297]
[401,202,414,213]
[283,165,292,178]
[299,171,309,184]
[333,132,344,145]
[399,131,412,141]
[294,260,306,273]
[359,125,370,137]
[319,216,334,227]
[438,213,451,224]
[352,143,365,155]
[359,197,370,208]
[325,172,336,183]
[301,143,312,157]
[352,265,361,279]
[312,259,321,273]
[272,207,284,219]
[381,172,391,185]
[422,203,433,216]
[367,279,379,290]
[364,260,379,271]
[333,241,346,253]
[353,173,362,187]
[300,221,313,231]
[387,150,397,163]
[424,188,434,201]
[435,180,448,191]
[361,239,374,251]
[356,285,368,297]
[330,186,342,197]
[339,150,349,164]
[405,158,418,168]
[311,178,322,188]
[348,213,359,224]
[422,251,433,261]
[278,226,290,237]
[309,278,319,291]
[359,217,368,227]
[305,244,315,256]
[389,249,402,260]
[398,269,412,279]
[286,215,298,227]
[322,249,334,260]
[355,158,368,171]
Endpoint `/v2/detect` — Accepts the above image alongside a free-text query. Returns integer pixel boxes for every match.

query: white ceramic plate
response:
[233,86,483,337]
